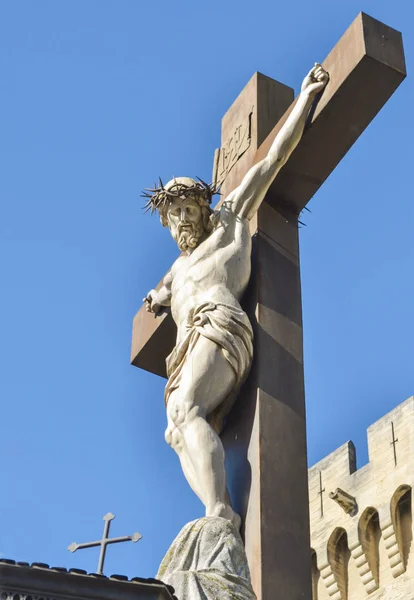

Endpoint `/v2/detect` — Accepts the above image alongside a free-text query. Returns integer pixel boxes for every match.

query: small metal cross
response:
[318,471,325,517]
[68,512,142,574]
[390,421,399,467]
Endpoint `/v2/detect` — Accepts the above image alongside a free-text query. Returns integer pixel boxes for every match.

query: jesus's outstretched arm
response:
[227,64,329,221]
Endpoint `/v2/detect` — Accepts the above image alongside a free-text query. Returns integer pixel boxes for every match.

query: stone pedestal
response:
[157,517,256,600]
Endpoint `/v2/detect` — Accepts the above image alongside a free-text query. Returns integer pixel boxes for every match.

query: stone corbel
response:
[329,488,358,515]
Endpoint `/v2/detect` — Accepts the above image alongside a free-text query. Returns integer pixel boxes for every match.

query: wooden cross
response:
[68,512,142,575]
[130,13,405,600]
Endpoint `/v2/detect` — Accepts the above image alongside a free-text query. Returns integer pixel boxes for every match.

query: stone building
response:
[309,396,413,600]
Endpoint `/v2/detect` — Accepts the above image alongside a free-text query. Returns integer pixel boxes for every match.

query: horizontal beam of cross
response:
[68,513,142,575]
[69,534,142,551]
[131,12,406,377]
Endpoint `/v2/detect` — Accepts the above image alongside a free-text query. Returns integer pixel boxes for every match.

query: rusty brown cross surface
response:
[68,513,142,575]
[130,13,405,600]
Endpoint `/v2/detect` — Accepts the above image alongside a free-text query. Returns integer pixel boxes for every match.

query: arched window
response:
[327,527,350,600]
[391,484,412,570]
[358,507,381,586]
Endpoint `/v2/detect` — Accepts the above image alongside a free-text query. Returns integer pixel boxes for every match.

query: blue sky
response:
[0,0,413,581]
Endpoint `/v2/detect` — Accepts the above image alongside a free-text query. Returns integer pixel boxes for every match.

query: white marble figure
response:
[144,64,329,528]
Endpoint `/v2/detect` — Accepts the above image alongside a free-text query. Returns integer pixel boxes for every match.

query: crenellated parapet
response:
[309,396,413,599]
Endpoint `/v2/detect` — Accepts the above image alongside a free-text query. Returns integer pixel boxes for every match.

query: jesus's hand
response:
[143,289,162,314]
[301,63,329,96]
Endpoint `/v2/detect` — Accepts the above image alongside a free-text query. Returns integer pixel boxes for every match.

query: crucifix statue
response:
[142,65,329,529]
[132,12,405,600]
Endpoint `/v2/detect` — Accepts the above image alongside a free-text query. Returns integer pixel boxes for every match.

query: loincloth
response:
[164,301,253,434]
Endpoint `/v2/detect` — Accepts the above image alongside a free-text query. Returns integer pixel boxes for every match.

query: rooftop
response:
[0,559,177,600]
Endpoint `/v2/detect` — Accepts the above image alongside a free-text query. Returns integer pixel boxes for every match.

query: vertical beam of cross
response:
[68,513,142,574]
[390,421,399,467]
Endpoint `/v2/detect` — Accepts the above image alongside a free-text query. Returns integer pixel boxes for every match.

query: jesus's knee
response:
[168,400,203,430]
[165,423,183,452]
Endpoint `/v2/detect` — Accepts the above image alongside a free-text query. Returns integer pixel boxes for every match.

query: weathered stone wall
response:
[308,396,413,600]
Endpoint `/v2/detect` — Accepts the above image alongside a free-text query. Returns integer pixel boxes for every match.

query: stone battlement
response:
[308,396,413,599]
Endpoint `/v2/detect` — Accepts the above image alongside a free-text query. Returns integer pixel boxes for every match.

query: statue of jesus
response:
[143,64,328,527]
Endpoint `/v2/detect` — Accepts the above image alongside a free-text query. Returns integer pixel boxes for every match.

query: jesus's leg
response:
[183,410,232,519]
[166,412,239,525]
[166,337,240,525]
[165,418,204,504]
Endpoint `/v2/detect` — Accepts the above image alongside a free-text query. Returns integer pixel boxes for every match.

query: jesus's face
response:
[167,196,205,252]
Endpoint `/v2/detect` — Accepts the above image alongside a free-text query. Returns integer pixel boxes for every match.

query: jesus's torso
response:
[170,207,252,343]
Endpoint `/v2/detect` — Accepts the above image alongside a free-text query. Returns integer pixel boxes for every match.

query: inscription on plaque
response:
[212,109,253,186]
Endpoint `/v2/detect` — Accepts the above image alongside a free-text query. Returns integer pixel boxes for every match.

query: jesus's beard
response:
[175,222,204,252]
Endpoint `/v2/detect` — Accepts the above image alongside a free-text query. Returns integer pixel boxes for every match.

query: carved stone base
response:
[157,517,256,600]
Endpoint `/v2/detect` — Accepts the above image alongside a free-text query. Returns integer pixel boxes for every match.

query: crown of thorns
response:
[142,177,220,215]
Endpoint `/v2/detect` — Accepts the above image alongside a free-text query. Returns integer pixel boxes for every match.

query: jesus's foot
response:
[208,502,241,530]
[231,510,242,531]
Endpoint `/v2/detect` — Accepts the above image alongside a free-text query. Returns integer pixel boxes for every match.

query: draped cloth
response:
[156,517,256,600]
[164,301,253,434]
